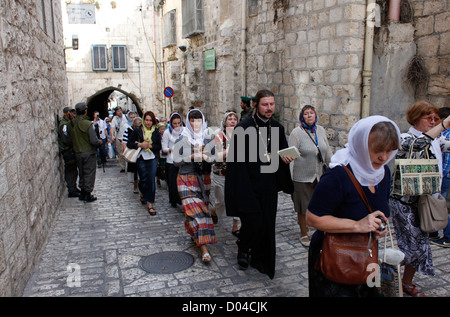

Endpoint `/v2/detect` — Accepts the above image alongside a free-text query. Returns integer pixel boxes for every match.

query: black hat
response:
[63,107,71,113]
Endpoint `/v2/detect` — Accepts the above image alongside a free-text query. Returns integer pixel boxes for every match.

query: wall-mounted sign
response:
[164,87,174,98]
[67,4,96,24]
[205,49,216,71]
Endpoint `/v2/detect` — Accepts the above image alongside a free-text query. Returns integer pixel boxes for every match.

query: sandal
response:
[140,196,146,205]
[202,252,211,263]
[402,283,426,297]
[148,206,157,216]
[300,235,310,247]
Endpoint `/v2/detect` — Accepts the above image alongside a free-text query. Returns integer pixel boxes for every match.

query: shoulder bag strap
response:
[341,164,376,257]
[341,164,373,214]
[303,127,325,163]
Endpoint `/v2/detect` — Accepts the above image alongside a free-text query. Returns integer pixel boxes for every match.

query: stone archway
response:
[86,87,143,119]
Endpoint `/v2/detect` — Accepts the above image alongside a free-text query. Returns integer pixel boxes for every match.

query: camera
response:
[377,216,387,231]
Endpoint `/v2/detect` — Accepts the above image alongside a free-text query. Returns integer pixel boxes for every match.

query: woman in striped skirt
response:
[173,109,216,263]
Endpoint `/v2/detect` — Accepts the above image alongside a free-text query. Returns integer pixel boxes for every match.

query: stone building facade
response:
[62,0,166,117]
[161,0,449,145]
[0,0,67,296]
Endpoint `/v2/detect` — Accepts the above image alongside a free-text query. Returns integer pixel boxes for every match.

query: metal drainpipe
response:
[388,0,401,21]
[241,0,247,97]
[361,0,377,118]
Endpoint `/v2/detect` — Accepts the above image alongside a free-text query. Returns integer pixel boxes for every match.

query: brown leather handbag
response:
[319,165,379,285]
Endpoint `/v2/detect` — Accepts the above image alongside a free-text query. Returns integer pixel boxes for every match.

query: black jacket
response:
[126,126,162,155]
[225,115,293,217]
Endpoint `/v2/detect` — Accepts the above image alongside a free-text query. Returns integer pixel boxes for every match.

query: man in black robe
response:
[225,89,294,279]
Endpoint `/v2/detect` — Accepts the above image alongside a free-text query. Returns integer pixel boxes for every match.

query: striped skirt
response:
[177,173,216,246]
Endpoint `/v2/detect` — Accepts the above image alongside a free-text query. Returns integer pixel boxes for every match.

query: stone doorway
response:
[86,87,143,120]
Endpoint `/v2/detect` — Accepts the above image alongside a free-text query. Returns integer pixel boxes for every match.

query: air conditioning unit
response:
[182,0,204,38]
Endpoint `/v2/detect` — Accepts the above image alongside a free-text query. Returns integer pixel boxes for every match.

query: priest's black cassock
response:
[225,114,293,279]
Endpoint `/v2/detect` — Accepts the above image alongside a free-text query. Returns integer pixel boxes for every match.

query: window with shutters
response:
[163,10,177,47]
[182,0,204,38]
[112,45,127,71]
[92,45,108,71]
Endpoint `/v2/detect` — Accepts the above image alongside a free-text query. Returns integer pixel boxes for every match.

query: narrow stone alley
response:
[22,159,450,298]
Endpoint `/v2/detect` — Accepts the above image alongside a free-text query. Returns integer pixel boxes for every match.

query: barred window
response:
[112,45,127,71]
[163,10,177,47]
[182,0,204,38]
[92,45,108,71]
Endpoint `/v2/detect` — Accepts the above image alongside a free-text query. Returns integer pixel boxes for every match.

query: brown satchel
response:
[319,165,378,285]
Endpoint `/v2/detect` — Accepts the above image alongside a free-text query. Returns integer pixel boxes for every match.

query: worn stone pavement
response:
[22,159,450,298]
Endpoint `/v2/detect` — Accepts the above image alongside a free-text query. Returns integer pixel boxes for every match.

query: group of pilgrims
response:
[120,89,449,297]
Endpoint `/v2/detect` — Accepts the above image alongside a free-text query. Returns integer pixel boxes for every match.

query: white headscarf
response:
[329,115,401,186]
[168,112,184,138]
[182,109,208,146]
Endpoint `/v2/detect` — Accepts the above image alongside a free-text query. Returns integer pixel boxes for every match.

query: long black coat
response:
[225,115,293,216]
[224,114,293,278]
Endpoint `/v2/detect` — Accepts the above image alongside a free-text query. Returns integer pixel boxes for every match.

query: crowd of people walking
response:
[58,91,449,297]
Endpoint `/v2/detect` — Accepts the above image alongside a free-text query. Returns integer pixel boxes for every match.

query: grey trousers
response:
[75,150,97,193]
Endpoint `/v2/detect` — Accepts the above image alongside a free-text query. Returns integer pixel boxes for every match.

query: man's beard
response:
[257,110,273,120]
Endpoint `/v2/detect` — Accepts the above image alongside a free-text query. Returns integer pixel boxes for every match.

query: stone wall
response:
[162,0,448,145]
[0,0,67,296]
[163,0,377,145]
[246,0,367,148]
[411,0,449,107]
[162,0,245,126]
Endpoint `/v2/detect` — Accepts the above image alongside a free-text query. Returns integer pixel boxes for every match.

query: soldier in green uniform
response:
[240,96,253,121]
[69,102,102,202]
[58,107,80,197]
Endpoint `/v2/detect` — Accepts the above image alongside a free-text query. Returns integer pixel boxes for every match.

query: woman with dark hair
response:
[306,116,400,297]
[127,111,161,215]
[390,100,450,297]
[289,105,332,247]
[174,109,216,263]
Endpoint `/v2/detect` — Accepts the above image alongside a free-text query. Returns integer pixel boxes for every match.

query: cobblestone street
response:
[22,160,450,298]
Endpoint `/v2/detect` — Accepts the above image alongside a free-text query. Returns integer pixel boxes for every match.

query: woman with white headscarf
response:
[389,100,450,297]
[211,111,240,236]
[174,109,217,263]
[306,115,400,297]
[162,112,184,207]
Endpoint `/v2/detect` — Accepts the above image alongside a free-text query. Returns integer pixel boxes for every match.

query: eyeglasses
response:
[421,115,439,122]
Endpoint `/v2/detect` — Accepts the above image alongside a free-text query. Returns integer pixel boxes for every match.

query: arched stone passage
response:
[86,87,143,120]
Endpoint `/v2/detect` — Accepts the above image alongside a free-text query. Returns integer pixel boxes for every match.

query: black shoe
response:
[237,250,249,269]
[84,194,97,203]
[68,191,80,198]
[78,190,86,201]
